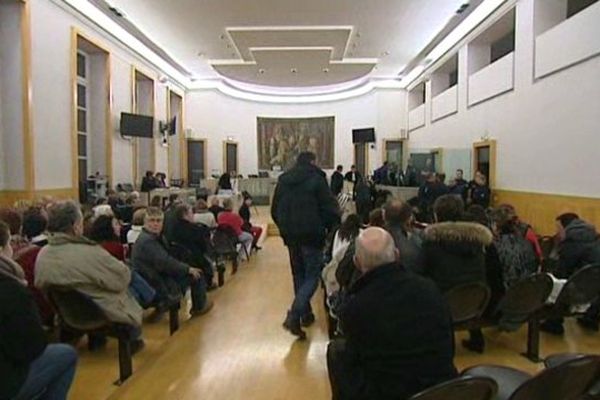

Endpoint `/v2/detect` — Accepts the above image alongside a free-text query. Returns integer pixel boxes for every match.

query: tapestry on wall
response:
[257,116,335,170]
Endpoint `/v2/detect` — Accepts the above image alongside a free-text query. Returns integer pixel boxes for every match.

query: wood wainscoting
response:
[0,188,77,207]
[494,189,600,235]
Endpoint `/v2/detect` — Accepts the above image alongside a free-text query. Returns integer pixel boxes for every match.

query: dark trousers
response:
[175,275,207,311]
[288,244,323,320]
[327,339,366,400]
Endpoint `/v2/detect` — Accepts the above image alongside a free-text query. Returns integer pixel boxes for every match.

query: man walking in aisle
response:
[272,152,340,339]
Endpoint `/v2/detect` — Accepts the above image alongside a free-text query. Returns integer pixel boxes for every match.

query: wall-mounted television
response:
[120,112,154,138]
[352,128,375,143]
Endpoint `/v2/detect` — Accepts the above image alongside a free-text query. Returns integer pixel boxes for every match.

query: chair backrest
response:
[555,263,600,308]
[538,235,555,260]
[511,355,600,400]
[47,287,109,331]
[496,273,553,324]
[212,227,237,254]
[409,376,497,400]
[444,282,491,325]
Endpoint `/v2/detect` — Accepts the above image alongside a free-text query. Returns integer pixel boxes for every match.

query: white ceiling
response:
[106,0,468,88]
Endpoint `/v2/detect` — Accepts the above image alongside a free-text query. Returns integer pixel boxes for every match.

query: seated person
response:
[383,199,423,273]
[218,198,254,259]
[238,195,263,251]
[14,207,54,326]
[0,207,28,254]
[368,208,385,228]
[217,172,233,193]
[141,170,158,192]
[496,204,542,262]
[127,208,146,246]
[542,213,600,334]
[88,214,125,261]
[193,199,217,228]
[35,201,144,350]
[131,207,213,316]
[208,197,225,220]
[0,221,78,400]
[171,204,215,288]
[327,228,457,399]
[463,206,538,353]
[322,214,362,297]
[421,194,492,293]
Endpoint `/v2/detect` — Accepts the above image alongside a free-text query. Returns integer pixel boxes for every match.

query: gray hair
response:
[355,227,397,271]
[47,201,83,233]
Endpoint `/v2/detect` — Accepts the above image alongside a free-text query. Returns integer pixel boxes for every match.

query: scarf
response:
[0,254,27,286]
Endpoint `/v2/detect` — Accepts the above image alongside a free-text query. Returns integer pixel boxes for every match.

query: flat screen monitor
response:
[352,128,375,143]
[120,112,154,138]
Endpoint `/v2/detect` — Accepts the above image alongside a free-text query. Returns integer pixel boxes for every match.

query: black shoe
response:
[283,315,307,340]
[130,339,145,355]
[300,312,316,327]
[253,245,262,251]
[577,317,599,332]
[540,320,565,335]
[462,339,485,354]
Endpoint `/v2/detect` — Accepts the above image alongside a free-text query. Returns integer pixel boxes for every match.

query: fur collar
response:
[424,221,493,246]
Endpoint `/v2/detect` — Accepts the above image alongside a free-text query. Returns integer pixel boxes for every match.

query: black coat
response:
[271,164,340,247]
[330,171,344,196]
[421,221,493,293]
[557,219,600,278]
[171,219,210,262]
[339,263,457,399]
[0,275,47,399]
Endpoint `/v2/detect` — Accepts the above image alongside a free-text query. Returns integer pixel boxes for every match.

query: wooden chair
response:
[48,287,136,385]
[211,226,241,275]
[408,376,498,400]
[527,264,600,361]
[444,282,491,329]
[462,355,600,400]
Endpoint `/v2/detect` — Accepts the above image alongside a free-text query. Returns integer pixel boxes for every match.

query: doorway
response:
[187,139,206,186]
[473,140,497,187]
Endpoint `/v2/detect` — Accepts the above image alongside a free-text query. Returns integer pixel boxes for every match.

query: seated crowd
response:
[324,190,600,398]
[0,189,263,399]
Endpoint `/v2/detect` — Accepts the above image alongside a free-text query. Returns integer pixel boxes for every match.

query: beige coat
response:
[35,233,142,327]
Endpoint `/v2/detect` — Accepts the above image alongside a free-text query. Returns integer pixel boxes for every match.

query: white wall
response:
[185,89,406,176]
[407,0,600,198]
[0,1,25,190]
[28,0,184,190]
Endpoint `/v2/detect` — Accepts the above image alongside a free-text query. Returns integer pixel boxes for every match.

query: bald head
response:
[354,227,398,273]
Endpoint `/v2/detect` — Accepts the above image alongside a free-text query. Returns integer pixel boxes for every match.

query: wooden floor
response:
[69,235,600,399]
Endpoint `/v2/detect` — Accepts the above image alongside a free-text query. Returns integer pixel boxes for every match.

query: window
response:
[490,31,515,63]
[567,0,598,17]
[76,51,90,188]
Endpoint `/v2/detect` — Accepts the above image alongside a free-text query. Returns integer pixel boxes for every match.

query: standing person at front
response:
[271,152,340,339]
[330,165,345,196]
[327,228,457,400]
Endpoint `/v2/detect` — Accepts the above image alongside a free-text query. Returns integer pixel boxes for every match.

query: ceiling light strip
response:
[189,79,403,104]
[62,0,190,87]
[400,0,508,88]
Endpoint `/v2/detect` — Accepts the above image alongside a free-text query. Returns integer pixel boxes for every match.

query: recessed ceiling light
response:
[381,51,390,56]
[322,68,329,73]
[197,52,205,57]
[258,68,266,74]
[291,68,298,73]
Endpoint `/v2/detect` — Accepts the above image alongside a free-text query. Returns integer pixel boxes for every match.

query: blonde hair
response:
[144,207,164,222]
[132,208,147,226]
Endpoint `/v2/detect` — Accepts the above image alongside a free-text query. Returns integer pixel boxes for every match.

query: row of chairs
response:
[47,287,180,385]
[409,353,600,400]
[445,263,600,361]
[46,227,253,385]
